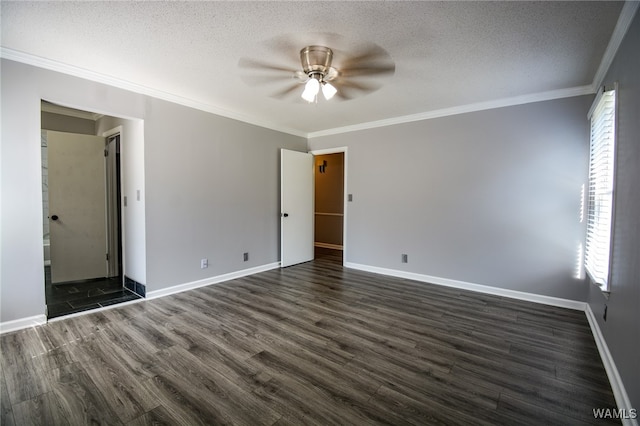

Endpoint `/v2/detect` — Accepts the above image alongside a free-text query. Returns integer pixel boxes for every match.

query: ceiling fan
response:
[239,41,395,102]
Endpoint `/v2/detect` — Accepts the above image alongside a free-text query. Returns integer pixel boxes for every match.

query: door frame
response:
[103,126,124,280]
[309,147,348,266]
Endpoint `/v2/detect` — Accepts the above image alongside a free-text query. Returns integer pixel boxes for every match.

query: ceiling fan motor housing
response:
[300,46,333,77]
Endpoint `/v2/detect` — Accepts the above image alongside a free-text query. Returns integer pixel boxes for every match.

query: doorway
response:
[41,103,140,318]
[311,147,347,264]
[280,147,347,267]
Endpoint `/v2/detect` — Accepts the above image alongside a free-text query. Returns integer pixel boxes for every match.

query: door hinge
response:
[106,253,110,261]
[104,149,109,157]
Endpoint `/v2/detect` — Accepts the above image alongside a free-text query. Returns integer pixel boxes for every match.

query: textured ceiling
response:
[0,1,626,136]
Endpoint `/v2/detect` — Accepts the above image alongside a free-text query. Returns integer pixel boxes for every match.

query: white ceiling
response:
[0,1,630,137]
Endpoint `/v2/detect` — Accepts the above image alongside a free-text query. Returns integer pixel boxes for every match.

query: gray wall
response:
[0,58,306,322]
[309,95,592,301]
[587,10,640,410]
[143,99,304,291]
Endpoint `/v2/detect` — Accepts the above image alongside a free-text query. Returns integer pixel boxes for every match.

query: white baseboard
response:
[146,262,281,300]
[344,262,586,310]
[0,314,47,334]
[585,305,638,426]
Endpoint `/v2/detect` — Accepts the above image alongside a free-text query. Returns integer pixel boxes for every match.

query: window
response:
[585,87,616,291]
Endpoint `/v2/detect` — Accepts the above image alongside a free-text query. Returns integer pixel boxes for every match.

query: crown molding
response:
[592,0,640,91]
[5,0,635,145]
[308,85,595,139]
[0,46,604,141]
[0,47,307,138]
[309,1,637,139]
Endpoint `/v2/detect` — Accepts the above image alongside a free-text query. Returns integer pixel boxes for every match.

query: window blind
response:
[585,88,616,290]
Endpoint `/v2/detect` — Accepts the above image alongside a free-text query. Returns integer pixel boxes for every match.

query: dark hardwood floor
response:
[2,250,618,425]
[44,266,142,319]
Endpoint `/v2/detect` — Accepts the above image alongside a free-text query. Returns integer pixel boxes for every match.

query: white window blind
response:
[585,88,616,291]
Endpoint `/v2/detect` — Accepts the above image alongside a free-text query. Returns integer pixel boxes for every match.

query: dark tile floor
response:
[44,266,142,319]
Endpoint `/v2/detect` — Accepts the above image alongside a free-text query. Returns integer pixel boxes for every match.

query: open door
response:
[105,134,122,279]
[48,131,108,283]
[281,149,314,267]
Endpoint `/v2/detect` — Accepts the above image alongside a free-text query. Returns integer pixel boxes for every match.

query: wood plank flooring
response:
[1,250,619,425]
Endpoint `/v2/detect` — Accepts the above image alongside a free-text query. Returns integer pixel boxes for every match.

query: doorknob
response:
[282,213,289,217]
[50,215,59,221]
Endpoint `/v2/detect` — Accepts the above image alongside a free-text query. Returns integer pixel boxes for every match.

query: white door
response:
[281,149,314,267]
[48,131,108,283]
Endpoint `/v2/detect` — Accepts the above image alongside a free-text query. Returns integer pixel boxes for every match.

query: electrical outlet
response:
[401,254,408,263]
[200,258,208,269]
[243,252,249,262]
[603,304,608,321]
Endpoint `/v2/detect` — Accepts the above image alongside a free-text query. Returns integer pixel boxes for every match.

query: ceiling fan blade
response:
[331,78,382,101]
[342,45,386,63]
[262,37,303,60]
[238,57,296,73]
[333,79,380,92]
[334,90,353,101]
[340,44,392,64]
[238,57,303,89]
[339,63,396,78]
[240,74,300,87]
[270,83,302,99]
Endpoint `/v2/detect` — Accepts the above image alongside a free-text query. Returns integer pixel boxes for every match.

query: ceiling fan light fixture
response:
[299,46,340,103]
[239,40,394,104]
[322,82,337,100]
[301,74,320,102]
